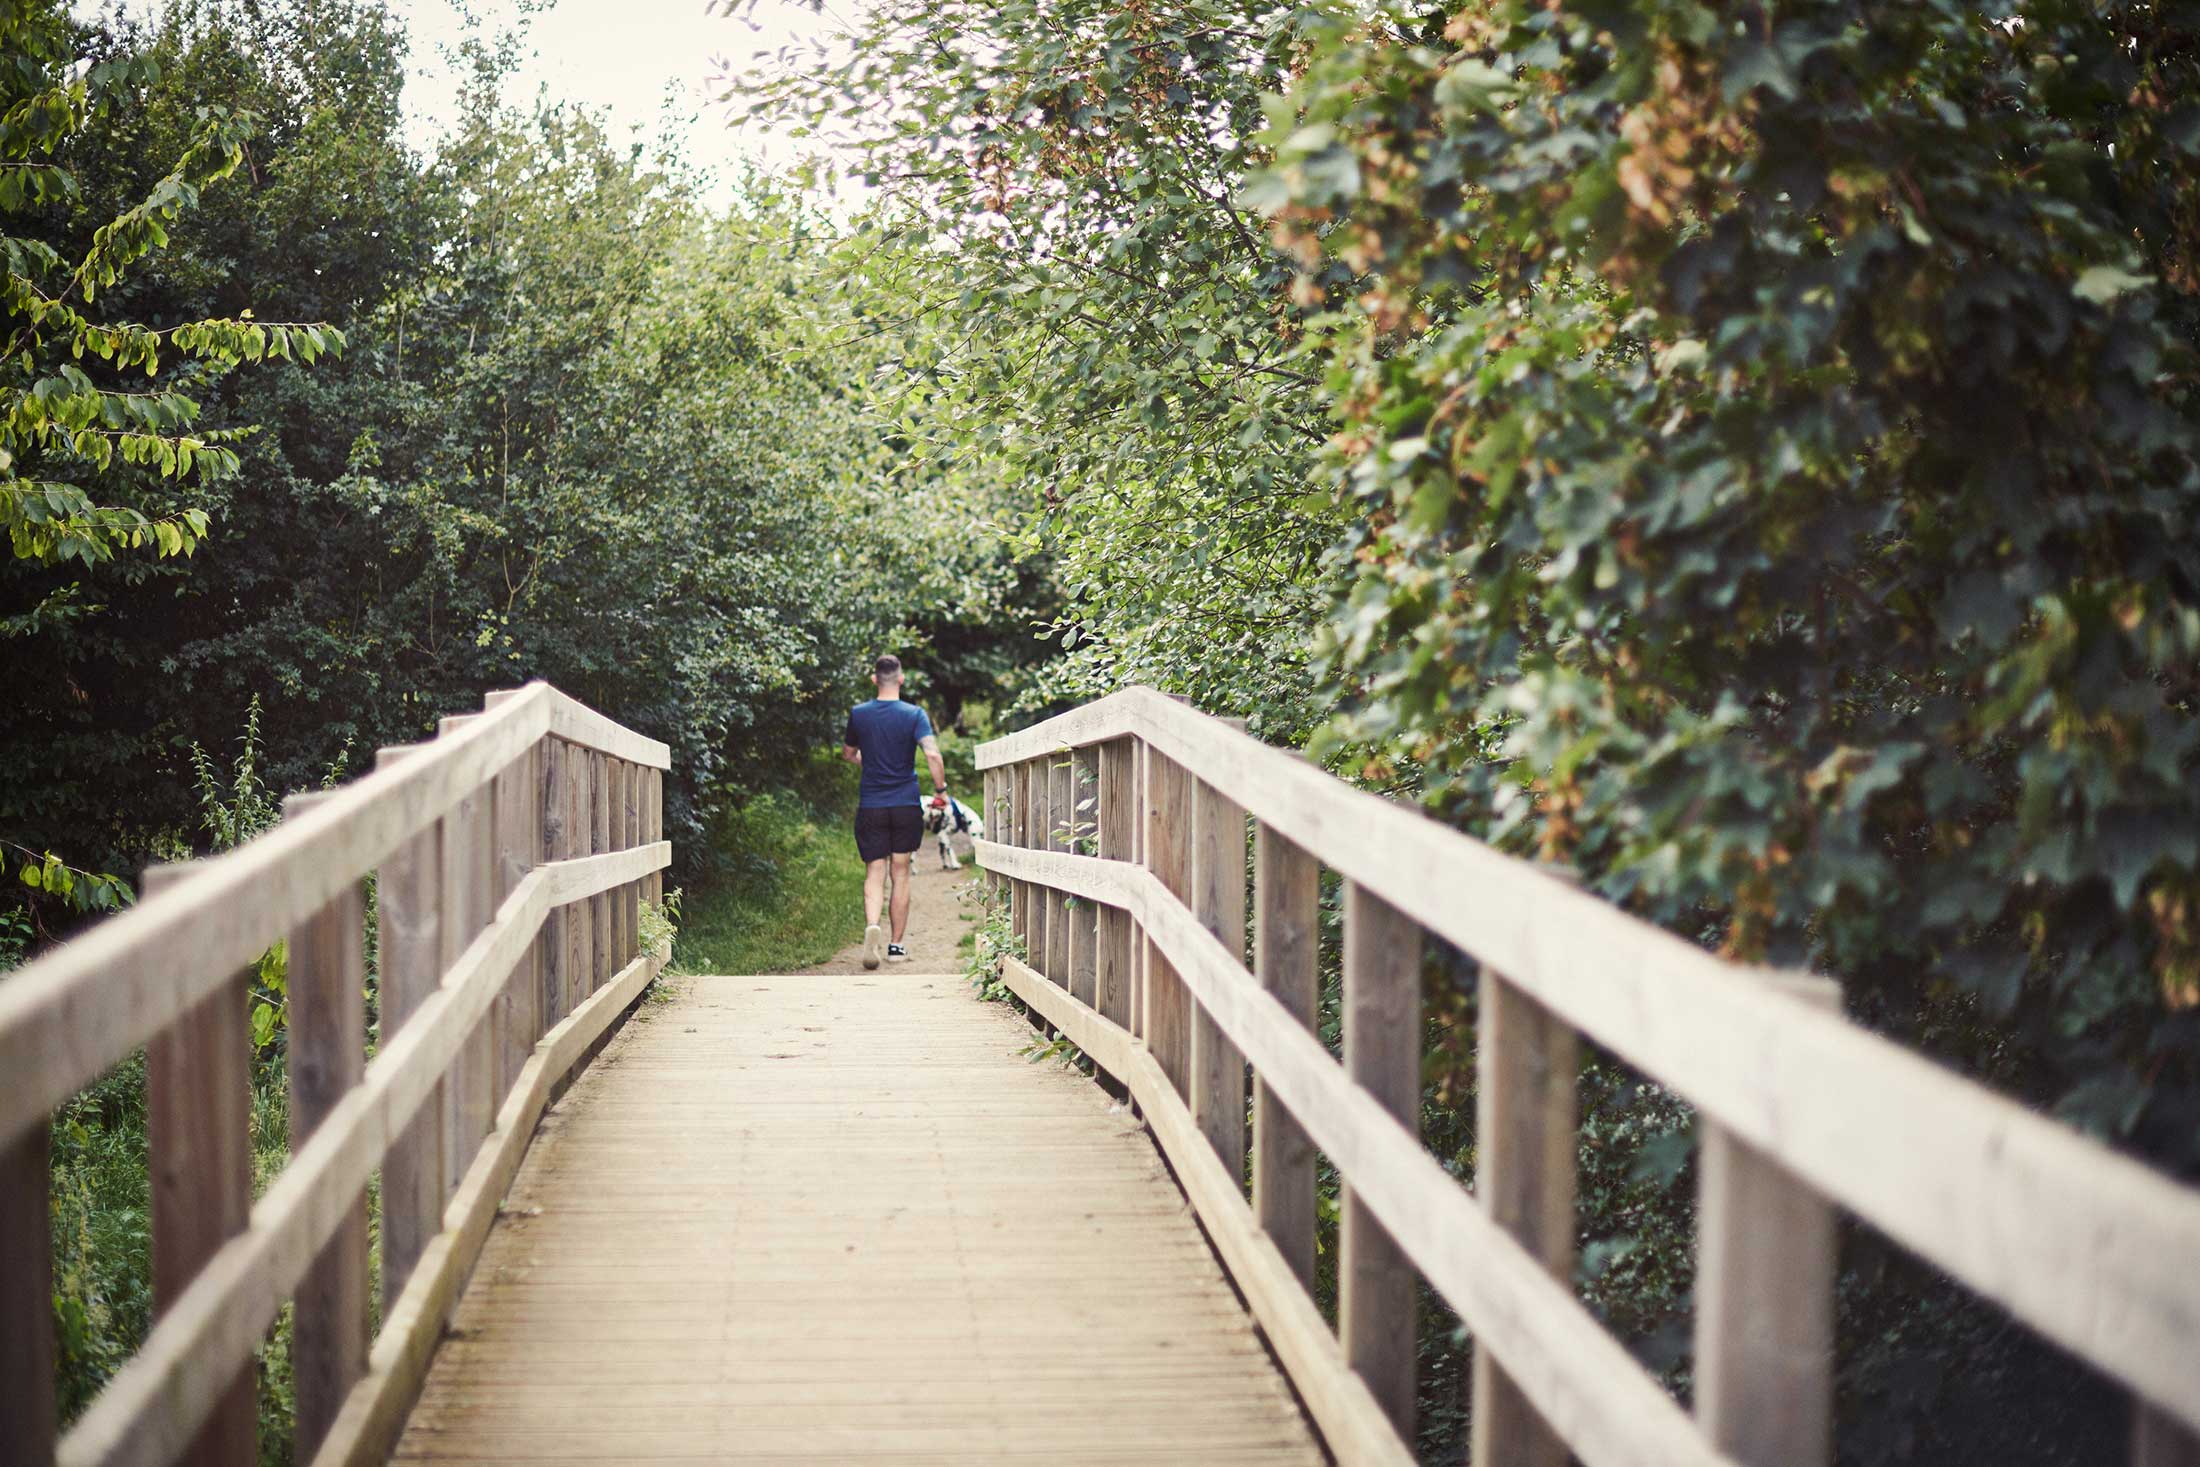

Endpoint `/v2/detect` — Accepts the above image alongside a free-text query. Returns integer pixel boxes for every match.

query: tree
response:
[0,0,341,923]
[728,0,1343,732]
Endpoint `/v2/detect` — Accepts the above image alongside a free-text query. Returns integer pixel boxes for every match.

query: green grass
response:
[674,792,867,974]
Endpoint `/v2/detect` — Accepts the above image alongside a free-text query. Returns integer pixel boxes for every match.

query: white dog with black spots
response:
[922,793,984,869]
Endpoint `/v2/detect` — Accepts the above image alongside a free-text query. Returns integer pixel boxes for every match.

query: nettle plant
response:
[1257,0,2200,1167]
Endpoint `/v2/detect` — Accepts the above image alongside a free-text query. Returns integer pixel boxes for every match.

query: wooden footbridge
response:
[3,683,2198,1467]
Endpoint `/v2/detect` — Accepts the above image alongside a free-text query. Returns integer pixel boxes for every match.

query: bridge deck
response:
[392,971,1326,1464]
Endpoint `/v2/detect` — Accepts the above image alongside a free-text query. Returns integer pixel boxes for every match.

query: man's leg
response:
[888,851,914,944]
[864,858,889,927]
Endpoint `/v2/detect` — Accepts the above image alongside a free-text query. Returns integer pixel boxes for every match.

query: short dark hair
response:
[873,654,903,681]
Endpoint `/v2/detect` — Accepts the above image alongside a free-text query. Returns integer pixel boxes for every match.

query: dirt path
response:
[800,837,986,975]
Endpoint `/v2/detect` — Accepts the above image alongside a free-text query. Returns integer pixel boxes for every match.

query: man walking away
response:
[841,654,951,969]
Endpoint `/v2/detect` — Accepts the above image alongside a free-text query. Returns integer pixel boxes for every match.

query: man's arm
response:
[920,734,948,798]
[842,743,862,767]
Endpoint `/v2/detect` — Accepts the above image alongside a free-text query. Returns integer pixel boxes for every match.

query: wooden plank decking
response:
[392,971,1327,1464]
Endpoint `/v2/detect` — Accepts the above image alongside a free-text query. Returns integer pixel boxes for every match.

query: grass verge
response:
[674,791,865,974]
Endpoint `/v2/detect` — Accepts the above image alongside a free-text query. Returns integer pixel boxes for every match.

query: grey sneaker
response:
[886,944,909,963]
[861,923,885,970]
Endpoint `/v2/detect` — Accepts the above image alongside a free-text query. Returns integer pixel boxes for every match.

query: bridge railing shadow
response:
[976,686,2200,1467]
[0,682,671,1467]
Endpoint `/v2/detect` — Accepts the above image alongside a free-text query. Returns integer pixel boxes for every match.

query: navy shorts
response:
[854,804,923,863]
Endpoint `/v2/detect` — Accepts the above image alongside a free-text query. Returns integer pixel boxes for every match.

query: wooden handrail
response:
[0,684,673,1467]
[0,682,669,1144]
[975,688,2200,1465]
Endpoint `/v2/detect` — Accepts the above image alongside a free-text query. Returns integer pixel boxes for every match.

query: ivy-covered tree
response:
[1250,0,2199,1458]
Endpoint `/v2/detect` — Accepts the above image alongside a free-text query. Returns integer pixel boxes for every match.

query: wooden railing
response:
[0,683,672,1467]
[975,687,2200,1467]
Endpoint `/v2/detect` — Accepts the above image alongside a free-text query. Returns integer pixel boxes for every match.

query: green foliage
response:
[1243,0,2200,1456]
[0,0,1046,953]
[673,789,869,976]
[730,0,1340,732]
[961,888,1024,1004]
[1260,0,2200,1165]
[0,0,341,573]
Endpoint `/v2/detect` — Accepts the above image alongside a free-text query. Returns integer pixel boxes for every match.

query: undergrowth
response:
[673,789,866,975]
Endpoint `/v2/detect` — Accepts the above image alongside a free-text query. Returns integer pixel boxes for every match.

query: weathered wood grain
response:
[1252,823,1320,1293]
[1471,971,1577,1467]
[142,863,257,1467]
[0,683,663,1145]
[389,970,1325,1465]
[974,689,2200,1434]
[284,835,370,1462]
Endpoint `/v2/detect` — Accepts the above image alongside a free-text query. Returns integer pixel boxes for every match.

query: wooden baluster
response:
[1131,738,1148,1040]
[2133,1405,2200,1467]
[1341,880,1419,1439]
[1471,971,1578,1467]
[1007,762,1026,946]
[642,765,660,910]
[1095,738,1136,1031]
[644,765,664,911]
[564,743,590,1013]
[283,811,369,1461]
[374,745,446,1318]
[1143,750,1192,1096]
[1253,824,1320,1291]
[139,865,256,1467]
[622,758,642,967]
[1069,748,1099,1006]
[1048,751,1074,991]
[601,757,622,972]
[981,766,998,898]
[436,720,496,1185]
[1191,770,1248,1184]
[0,1118,54,1464]
[1694,973,1841,1467]
[591,749,612,988]
[1023,758,1047,973]
[491,743,539,1096]
[538,738,569,1032]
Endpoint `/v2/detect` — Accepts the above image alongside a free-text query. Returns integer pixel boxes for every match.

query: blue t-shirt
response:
[844,699,934,808]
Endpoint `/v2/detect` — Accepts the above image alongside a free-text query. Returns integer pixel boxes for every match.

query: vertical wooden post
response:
[1253,824,1320,1291]
[284,828,369,1461]
[591,749,612,988]
[1024,759,1048,973]
[1694,974,1841,1467]
[564,744,590,1013]
[2133,1405,2200,1467]
[141,863,257,1467]
[642,765,660,910]
[1471,972,1578,1467]
[621,758,642,967]
[981,766,998,897]
[1341,880,1419,1440]
[643,765,664,910]
[539,738,569,1032]
[435,721,496,1186]
[1007,762,1027,947]
[1094,739,1136,1031]
[1143,751,1192,1096]
[491,745,538,1096]
[1191,772,1248,1184]
[1130,738,1147,1041]
[0,1119,54,1465]
[1068,748,1098,1006]
[374,746,446,1318]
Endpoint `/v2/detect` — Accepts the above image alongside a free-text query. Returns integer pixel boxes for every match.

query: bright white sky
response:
[390,0,849,203]
[81,0,858,206]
